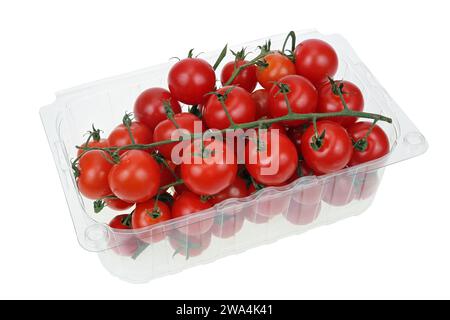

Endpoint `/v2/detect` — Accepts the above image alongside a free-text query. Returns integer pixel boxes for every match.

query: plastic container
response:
[40,30,428,283]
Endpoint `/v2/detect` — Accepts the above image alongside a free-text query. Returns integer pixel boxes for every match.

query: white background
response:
[0,0,448,300]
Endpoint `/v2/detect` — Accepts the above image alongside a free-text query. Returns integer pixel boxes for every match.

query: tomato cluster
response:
[73,32,391,258]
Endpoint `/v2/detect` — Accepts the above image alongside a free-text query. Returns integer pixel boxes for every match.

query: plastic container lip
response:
[40,30,428,251]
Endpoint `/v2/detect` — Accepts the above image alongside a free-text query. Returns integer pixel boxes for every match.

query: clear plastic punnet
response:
[40,30,428,283]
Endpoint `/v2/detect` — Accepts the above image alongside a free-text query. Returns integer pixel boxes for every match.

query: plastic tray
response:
[40,30,428,283]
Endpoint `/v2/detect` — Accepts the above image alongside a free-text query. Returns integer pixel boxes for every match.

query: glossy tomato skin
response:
[284,201,321,225]
[221,60,257,92]
[134,87,182,131]
[77,139,109,157]
[251,89,270,119]
[153,113,202,160]
[132,199,172,243]
[269,75,318,127]
[169,230,212,258]
[108,122,153,155]
[203,86,256,130]
[181,140,238,196]
[245,130,298,186]
[294,39,338,87]
[77,150,113,199]
[108,150,160,203]
[172,191,213,236]
[168,58,216,105]
[106,197,134,211]
[317,81,364,127]
[347,122,389,166]
[287,125,307,154]
[301,121,353,174]
[209,176,250,205]
[211,212,245,239]
[109,214,138,256]
[257,53,296,90]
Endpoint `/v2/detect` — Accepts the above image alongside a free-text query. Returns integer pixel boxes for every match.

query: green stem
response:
[224,50,269,86]
[160,179,184,191]
[213,44,228,71]
[281,30,296,58]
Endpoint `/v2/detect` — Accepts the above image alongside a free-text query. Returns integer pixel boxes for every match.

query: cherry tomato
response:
[209,176,250,205]
[203,86,256,130]
[294,39,338,87]
[159,160,178,189]
[245,130,298,186]
[108,121,153,155]
[221,59,257,92]
[322,174,355,206]
[251,89,270,119]
[317,81,364,127]
[172,191,213,236]
[301,121,353,174]
[132,199,172,243]
[134,87,182,131]
[255,193,291,218]
[108,150,160,203]
[153,112,202,160]
[169,230,212,259]
[268,75,318,127]
[181,140,238,196]
[109,214,138,256]
[168,57,216,105]
[105,197,134,211]
[77,138,109,157]
[174,165,188,194]
[284,201,321,225]
[256,52,296,90]
[287,125,307,154]
[77,150,113,199]
[267,122,288,135]
[211,212,245,239]
[347,122,389,166]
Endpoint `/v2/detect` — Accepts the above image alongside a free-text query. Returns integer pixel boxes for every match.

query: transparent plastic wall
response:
[40,31,427,283]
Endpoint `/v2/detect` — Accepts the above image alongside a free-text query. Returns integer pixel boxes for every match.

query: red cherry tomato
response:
[181,140,238,196]
[203,86,256,130]
[347,122,390,166]
[105,197,134,211]
[287,125,307,154]
[211,212,245,239]
[77,138,109,157]
[159,160,178,189]
[77,150,113,199]
[256,52,296,90]
[209,176,250,205]
[169,230,212,259]
[108,150,160,203]
[221,59,257,92]
[267,122,288,135]
[172,191,213,236]
[317,81,364,127]
[301,121,353,174]
[168,57,216,105]
[153,112,202,160]
[251,89,270,119]
[322,174,355,206]
[245,130,298,186]
[108,122,153,155]
[109,214,138,256]
[284,201,321,225]
[268,75,318,127]
[134,87,182,131]
[294,39,338,87]
[132,199,172,243]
